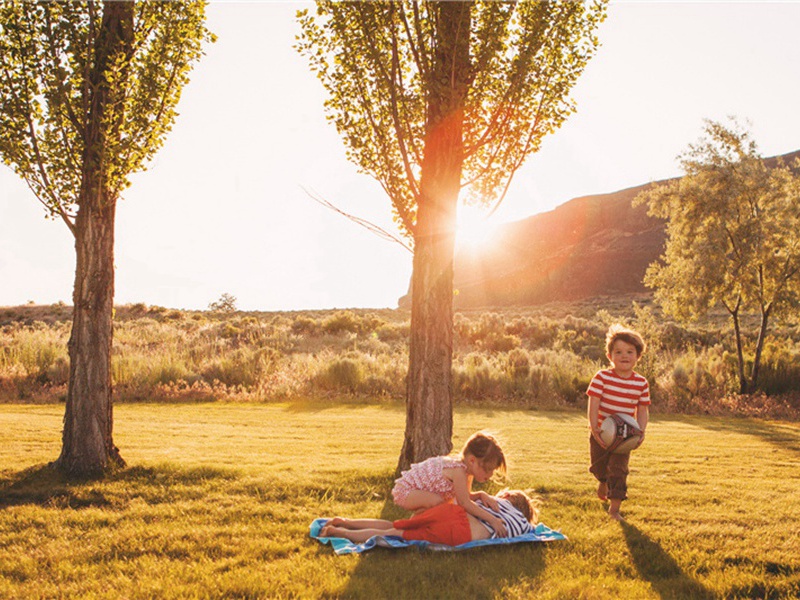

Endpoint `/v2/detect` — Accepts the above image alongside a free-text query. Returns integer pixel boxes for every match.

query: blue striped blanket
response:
[309,518,567,555]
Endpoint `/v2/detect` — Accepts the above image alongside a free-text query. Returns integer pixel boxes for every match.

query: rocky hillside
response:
[398,150,800,309]
[447,182,666,308]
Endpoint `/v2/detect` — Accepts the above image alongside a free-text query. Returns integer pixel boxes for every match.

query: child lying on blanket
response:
[320,489,540,547]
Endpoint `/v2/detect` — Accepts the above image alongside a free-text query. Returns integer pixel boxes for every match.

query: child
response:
[320,489,540,546]
[587,324,650,521]
[391,431,509,536]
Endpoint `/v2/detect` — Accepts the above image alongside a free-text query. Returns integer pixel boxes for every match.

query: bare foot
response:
[608,510,625,522]
[326,517,348,528]
[597,482,608,501]
[320,524,343,538]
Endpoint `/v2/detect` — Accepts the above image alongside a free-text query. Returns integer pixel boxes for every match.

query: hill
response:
[399,149,800,309]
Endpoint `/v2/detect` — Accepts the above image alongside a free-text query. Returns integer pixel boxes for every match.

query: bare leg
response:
[321,524,404,543]
[608,498,624,521]
[325,517,394,530]
[396,489,446,512]
[597,481,608,501]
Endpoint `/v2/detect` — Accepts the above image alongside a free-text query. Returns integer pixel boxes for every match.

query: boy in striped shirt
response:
[587,324,650,521]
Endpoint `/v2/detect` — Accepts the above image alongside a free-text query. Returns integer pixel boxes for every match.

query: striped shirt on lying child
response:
[475,498,532,538]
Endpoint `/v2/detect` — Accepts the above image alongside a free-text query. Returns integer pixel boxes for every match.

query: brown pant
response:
[589,434,630,501]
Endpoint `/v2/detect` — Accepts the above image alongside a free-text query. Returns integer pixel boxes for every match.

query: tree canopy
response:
[0,1,213,231]
[636,119,800,393]
[297,0,607,241]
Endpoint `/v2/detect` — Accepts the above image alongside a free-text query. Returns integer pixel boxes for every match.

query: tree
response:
[635,119,800,394]
[209,293,238,313]
[297,1,607,470]
[0,1,213,476]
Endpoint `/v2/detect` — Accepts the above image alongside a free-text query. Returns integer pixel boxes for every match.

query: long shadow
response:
[0,462,239,510]
[621,521,714,600]
[323,496,549,599]
[657,414,800,458]
[0,463,113,509]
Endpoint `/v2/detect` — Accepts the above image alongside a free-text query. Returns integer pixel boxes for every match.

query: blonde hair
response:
[496,489,541,524]
[605,323,646,357]
[460,431,507,475]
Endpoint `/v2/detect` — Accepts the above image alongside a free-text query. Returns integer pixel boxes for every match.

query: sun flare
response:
[455,204,499,252]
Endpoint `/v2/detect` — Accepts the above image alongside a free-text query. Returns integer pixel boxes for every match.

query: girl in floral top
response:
[391,431,509,536]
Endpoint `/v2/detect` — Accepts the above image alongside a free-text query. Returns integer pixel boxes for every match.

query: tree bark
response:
[731,309,748,395]
[55,1,132,477]
[398,1,471,473]
[57,195,123,477]
[749,305,771,394]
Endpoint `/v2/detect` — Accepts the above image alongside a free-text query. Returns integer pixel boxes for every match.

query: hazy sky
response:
[2,1,799,311]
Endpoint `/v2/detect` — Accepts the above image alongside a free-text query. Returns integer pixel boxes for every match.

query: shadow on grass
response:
[657,414,800,457]
[0,462,239,509]
[282,397,404,414]
[326,500,549,600]
[621,521,713,600]
[0,463,113,509]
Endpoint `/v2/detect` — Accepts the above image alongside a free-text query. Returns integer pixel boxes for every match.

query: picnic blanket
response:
[309,518,567,555]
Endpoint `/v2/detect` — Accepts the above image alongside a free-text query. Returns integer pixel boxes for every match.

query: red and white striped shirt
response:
[587,368,650,428]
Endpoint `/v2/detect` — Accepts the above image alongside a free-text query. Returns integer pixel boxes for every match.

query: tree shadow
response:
[0,463,112,509]
[621,521,714,600]
[324,499,549,599]
[0,462,239,510]
[282,397,404,414]
[656,414,800,458]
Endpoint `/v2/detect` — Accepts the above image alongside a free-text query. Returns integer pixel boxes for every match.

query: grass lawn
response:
[1,401,798,599]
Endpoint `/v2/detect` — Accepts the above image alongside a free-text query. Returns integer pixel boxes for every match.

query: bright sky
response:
[1,1,799,311]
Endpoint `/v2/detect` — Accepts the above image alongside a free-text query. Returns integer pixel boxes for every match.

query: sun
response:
[455,204,499,252]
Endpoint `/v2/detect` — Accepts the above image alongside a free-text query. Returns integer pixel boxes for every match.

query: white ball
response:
[599,413,643,454]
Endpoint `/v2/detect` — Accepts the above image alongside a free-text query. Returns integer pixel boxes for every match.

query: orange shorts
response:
[394,502,472,546]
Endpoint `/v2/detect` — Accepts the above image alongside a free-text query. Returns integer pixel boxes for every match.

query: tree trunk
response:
[748,305,771,394]
[397,1,471,473]
[55,1,132,477]
[731,309,748,395]
[57,197,123,477]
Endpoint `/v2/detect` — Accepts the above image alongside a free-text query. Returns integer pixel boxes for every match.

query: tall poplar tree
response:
[298,1,607,470]
[0,1,213,476]
[636,119,800,394]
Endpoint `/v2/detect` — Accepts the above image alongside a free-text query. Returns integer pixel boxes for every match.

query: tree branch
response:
[301,185,412,254]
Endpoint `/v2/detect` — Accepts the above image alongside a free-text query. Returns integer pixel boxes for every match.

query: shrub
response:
[318,358,363,392]
[321,311,362,335]
[454,353,496,400]
[375,322,409,343]
[291,316,319,336]
[755,341,800,396]
[482,333,520,352]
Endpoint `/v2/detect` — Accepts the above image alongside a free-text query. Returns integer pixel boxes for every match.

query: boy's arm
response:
[588,395,605,447]
[635,404,649,447]
[448,469,508,536]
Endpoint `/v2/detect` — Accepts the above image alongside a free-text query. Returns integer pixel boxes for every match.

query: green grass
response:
[1,402,798,599]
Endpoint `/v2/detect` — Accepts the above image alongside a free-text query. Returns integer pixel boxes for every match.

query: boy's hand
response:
[635,430,646,448]
[592,428,607,448]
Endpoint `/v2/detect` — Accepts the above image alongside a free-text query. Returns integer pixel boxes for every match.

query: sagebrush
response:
[1,299,799,418]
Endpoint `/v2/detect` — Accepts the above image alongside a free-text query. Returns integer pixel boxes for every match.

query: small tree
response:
[0,1,213,476]
[209,293,238,313]
[298,1,607,471]
[635,119,800,394]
